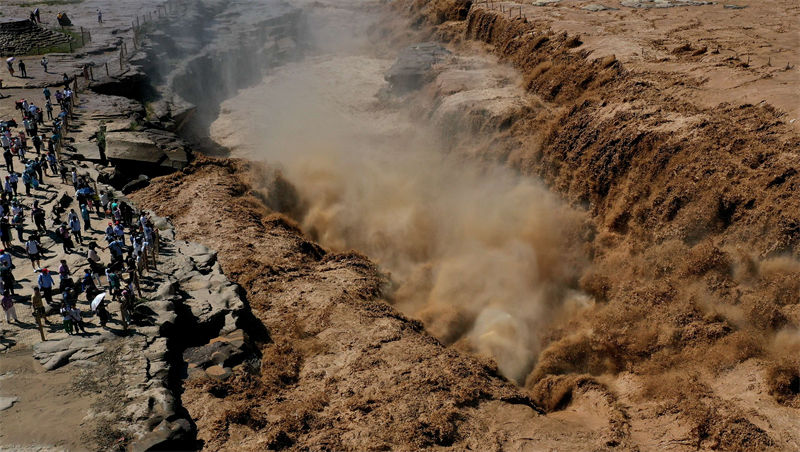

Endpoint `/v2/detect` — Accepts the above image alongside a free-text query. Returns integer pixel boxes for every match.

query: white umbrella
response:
[6,57,14,63]
[91,292,107,311]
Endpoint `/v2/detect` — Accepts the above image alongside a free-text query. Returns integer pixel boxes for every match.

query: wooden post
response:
[105,62,109,76]
[120,48,124,70]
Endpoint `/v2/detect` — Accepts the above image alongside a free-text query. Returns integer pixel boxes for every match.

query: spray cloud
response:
[210,4,589,382]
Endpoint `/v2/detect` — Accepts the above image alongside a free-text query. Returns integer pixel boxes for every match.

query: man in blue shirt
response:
[38,267,55,304]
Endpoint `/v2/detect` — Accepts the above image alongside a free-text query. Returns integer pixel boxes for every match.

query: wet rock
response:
[386,43,451,94]
[122,174,150,194]
[88,69,151,100]
[183,339,244,369]
[128,418,193,452]
[149,94,196,132]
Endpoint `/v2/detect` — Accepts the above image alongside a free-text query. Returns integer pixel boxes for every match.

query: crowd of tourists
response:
[0,70,160,338]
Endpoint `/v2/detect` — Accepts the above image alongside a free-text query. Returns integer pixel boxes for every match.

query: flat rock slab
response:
[621,0,713,7]
[582,3,619,11]
[105,130,188,169]
[0,396,18,411]
[106,131,164,163]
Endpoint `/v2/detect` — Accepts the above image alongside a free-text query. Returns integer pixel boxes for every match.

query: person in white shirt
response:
[69,215,82,245]
[25,236,40,269]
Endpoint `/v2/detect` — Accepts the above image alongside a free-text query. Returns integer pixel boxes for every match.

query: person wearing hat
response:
[0,249,12,269]
[38,267,55,304]
[105,222,114,243]
[113,222,125,245]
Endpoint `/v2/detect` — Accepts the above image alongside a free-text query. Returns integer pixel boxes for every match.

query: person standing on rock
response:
[46,150,56,176]
[9,173,18,197]
[31,201,46,233]
[68,302,86,335]
[106,269,120,301]
[113,221,125,245]
[26,236,40,270]
[38,268,55,305]
[0,262,14,297]
[1,133,10,153]
[105,222,114,242]
[12,211,24,244]
[95,299,110,327]
[0,217,12,251]
[31,133,41,154]
[2,290,17,324]
[60,302,74,334]
[0,249,13,271]
[81,268,98,297]
[43,86,51,103]
[58,222,74,253]
[40,56,48,73]
[97,9,103,24]
[80,203,91,230]
[69,213,82,245]
[18,61,26,79]
[6,60,14,77]
[31,286,47,324]
[3,149,13,173]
